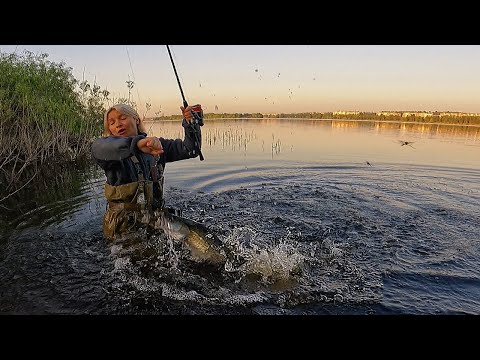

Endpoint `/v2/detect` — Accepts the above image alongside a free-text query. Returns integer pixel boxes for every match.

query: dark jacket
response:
[91,119,201,186]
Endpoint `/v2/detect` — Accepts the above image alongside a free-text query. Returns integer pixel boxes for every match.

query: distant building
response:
[376,111,402,116]
[374,111,480,117]
[333,111,361,115]
[402,112,433,118]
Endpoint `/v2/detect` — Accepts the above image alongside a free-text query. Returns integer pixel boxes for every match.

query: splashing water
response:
[222,226,305,285]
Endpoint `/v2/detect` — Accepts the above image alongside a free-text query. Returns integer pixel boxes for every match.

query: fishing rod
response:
[166,45,204,161]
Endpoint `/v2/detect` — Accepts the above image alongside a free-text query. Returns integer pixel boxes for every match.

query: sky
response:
[1,45,480,116]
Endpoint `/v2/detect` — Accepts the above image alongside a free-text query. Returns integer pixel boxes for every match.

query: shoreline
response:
[144,118,480,128]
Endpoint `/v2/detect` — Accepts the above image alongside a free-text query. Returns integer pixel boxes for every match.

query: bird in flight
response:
[396,140,415,148]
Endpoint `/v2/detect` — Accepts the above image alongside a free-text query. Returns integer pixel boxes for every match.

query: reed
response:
[0,50,107,203]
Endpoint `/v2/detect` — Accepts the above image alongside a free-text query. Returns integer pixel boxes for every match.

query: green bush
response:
[0,50,110,199]
[0,50,108,164]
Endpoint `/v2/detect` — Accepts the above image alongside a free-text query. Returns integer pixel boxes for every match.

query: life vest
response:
[102,154,165,240]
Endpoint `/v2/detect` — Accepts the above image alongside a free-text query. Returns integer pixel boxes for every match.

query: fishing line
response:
[125,46,143,108]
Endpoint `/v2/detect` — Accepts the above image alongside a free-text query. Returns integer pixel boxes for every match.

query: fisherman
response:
[91,103,202,241]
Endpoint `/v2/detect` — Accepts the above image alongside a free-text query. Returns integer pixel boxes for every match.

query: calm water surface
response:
[1,119,479,315]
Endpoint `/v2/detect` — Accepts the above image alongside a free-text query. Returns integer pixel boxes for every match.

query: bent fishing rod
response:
[166,45,204,161]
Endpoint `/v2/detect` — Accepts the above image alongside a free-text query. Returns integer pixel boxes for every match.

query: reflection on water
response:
[147,119,479,192]
[147,118,480,143]
[0,119,479,315]
[0,158,104,237]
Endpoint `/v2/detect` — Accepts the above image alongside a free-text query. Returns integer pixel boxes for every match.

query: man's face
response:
[107,108,138,137]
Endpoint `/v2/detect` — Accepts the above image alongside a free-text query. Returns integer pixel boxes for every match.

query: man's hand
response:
[137,136,164,155]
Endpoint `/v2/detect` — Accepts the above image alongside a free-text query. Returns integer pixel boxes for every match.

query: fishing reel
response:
[190,104,204,127]
[181,103,205,161]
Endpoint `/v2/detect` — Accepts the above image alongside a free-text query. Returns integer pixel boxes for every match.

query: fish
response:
[154,211,238,266]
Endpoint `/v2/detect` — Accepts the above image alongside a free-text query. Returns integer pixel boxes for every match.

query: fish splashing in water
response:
[154,211,240,266]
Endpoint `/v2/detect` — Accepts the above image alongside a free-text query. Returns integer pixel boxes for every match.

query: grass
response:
[0,50,110,204]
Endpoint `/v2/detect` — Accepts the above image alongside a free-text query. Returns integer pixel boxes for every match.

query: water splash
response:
[223,226,304,285]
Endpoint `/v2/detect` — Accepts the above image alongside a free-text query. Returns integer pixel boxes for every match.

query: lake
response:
[1,119,479,315]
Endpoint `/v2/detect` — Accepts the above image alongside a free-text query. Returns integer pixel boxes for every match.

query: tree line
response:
[155,112,480,125]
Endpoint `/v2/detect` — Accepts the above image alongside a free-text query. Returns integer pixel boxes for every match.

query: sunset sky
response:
[2,45,480,116]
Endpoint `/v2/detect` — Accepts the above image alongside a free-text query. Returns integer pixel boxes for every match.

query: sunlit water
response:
[1,119,479,315]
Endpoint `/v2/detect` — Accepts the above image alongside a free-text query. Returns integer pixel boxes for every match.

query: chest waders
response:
[102,154,165,240]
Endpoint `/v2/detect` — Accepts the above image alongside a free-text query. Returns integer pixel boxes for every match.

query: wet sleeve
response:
[91,135,145,165]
